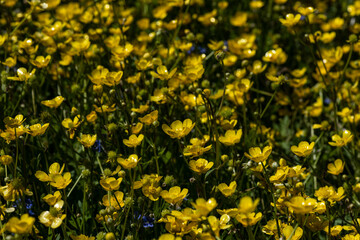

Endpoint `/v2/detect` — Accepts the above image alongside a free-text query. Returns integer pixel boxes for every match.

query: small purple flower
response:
[93,139,102,153]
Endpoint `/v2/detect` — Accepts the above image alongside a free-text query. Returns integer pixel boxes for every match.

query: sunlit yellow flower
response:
[2,56,17,67]
[117,154,139,169]
[7,68,36,82]
[39,200,66,229]
[191,198,217,216]
[134,174,163,201]
[150,65,177,81]
[62,115,82,139]
[291,141,315,157]
[245,146,272,163]
[160,186,188,205]
[218,181,237,197]
[28,123,49,136]
[131,104,149,114]
[279,13,301,27]
[123,134,144,148]
[237,196,259,214]
[285,196,317,214]
[100,177,122,191]
[328,130,353,147]
[327,159,345,175]
[189,158,214,174]
[236,212,262,227]
[162,119,195,139]
[77,134,97,148]
[4,214,35,234]
[93,104,116,113]
[230,12,247,27]
[219,129,242,146]
[139,110,158,125]
[41,96,65,108]
[323,225,342,237]
[35,162,65,182]
[50,172,72,189]
[30,55,51,68]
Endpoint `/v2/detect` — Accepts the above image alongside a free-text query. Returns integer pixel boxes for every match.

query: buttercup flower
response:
[219,129,242,146]
[123,134,144,148]
[189,158,214,174]
[162,119,195,139]
[100,177,122,191]
[139,110,158,125]
[218,181,237,197]
[7,68,36,82]
[28,123,49,136]
[245,146,272,162]
[327,159,345,175]
[117,154,140,169]
[4,214,35,234]
[291,141,315,157]
[41,96,65,108]
[161,186,188,205]
[62,115,82,139]
[39,200,66,229]
[329,130,353,147]
[77,134,97,148]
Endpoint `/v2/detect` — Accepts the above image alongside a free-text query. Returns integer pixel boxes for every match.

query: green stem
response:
[246,226,256,240]
[67,173,83,198]
[260,89,277,119]
[260,161,281,239]
[286,223,299,240]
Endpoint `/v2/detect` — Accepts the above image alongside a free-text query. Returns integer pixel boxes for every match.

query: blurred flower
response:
[327,159,345,175]
[77,134,97,148]
[219,129,242,146]
[189,158,214,174]
[245,146,272,163]
[328,130,353,147]
[41,96,65,108]
[4,214,35,234]
[218,181,237,197]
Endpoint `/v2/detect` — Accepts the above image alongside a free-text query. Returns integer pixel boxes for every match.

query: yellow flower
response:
[4,214,35,234]
[150,65,177,80]
[315,186,345,203]
[41,96,65,108]
[327,159,345,175]
[28,123,49,136]
[323,225,342,237]
[50,172,72,189]
[244,146,272,163]
[162,119,195,139]
[131,122,143,134]
[2,56,17,67]
[191,198,217,216]
[39,200,66,229]
[43,191,62,206]
[329,130,353,147]
[285,196,317,214]
[7,68,36,82]
[123,134,144,148]
[236,212,262,227]
[238,196,260,214]
[62,115,82,139]
[131,104,149,114]
[134,174,163,201]
[100,177,122,191]
[219,129,242,146]
[30,55,51,68]
[247,60,267,74]
[160,186,188,205]
[117,154,139,169]
[291,141,315,157]
[3,114,26,128]
[218,181,237,197]
[77,134,97,148]
[102,191,124,210]
[158,233,182,240]
[0,155,13,165]
[283,224,303,240]
[139,110,158,125]
[70,234,95,240]
[35,162,65,182]
[230,12,248,27]
[86,111,97,123]
[189,158,214,174]
[279,13,301,27]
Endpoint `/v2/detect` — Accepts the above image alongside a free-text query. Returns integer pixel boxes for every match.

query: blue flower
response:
[93,139,102,153]
[142,215,154,228]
